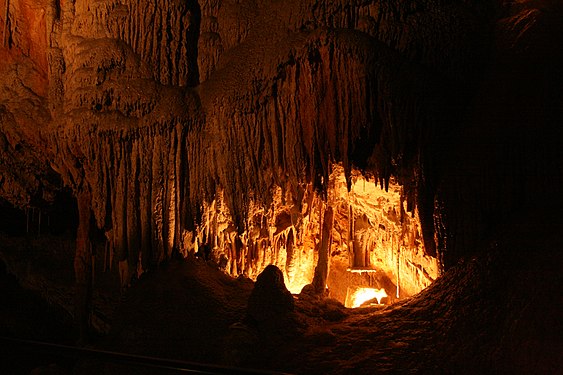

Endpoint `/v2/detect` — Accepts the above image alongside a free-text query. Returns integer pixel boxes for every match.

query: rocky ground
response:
[2,206,562,374]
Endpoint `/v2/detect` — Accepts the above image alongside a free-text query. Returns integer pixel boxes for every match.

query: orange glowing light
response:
[190,163,439,305]
[350,287,388,307]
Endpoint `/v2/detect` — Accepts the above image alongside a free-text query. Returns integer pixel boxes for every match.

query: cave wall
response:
[432,2,563,266]
[0,0,562,306]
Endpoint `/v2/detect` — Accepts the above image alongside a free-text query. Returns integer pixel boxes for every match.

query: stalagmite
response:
[396,241,400,299]
[348,199,353,268]
[312,205,333,294]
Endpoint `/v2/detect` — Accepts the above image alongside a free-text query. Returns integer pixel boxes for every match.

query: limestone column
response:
[312,205,333,294]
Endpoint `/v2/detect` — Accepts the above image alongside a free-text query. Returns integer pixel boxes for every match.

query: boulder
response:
[247,265,294,325]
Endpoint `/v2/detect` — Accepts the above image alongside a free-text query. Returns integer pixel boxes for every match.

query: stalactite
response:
[2,0,8,47]
[285,228,294,284]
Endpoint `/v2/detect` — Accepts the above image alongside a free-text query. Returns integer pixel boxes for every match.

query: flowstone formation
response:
[1,0,459,302]
[1,0,562,352]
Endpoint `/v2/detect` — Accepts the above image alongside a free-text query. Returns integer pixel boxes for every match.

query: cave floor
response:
[77,244,563,375]
[1,217,562,374]
[79,258,444,374]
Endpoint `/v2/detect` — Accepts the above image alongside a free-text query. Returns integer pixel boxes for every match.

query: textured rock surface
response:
[0,0,500,276]
[0,0,562,372]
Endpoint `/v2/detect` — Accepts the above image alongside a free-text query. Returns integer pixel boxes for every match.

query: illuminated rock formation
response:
[3,0,467,299]
[0,0,562,372]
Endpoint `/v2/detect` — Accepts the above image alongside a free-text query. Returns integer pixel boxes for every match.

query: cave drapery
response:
[1,0,562,345]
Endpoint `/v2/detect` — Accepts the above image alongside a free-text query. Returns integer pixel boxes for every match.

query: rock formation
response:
[246,264,294,328]
[0,0,562,370]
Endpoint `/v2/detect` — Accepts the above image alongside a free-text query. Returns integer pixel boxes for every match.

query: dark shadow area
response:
[0,259,78,374]
[0,190,78,238]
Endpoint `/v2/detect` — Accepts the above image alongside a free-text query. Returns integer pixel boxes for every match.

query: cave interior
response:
[0,0,562,374]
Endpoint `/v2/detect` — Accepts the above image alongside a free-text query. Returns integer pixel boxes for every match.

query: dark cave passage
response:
[0,191,78,238]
